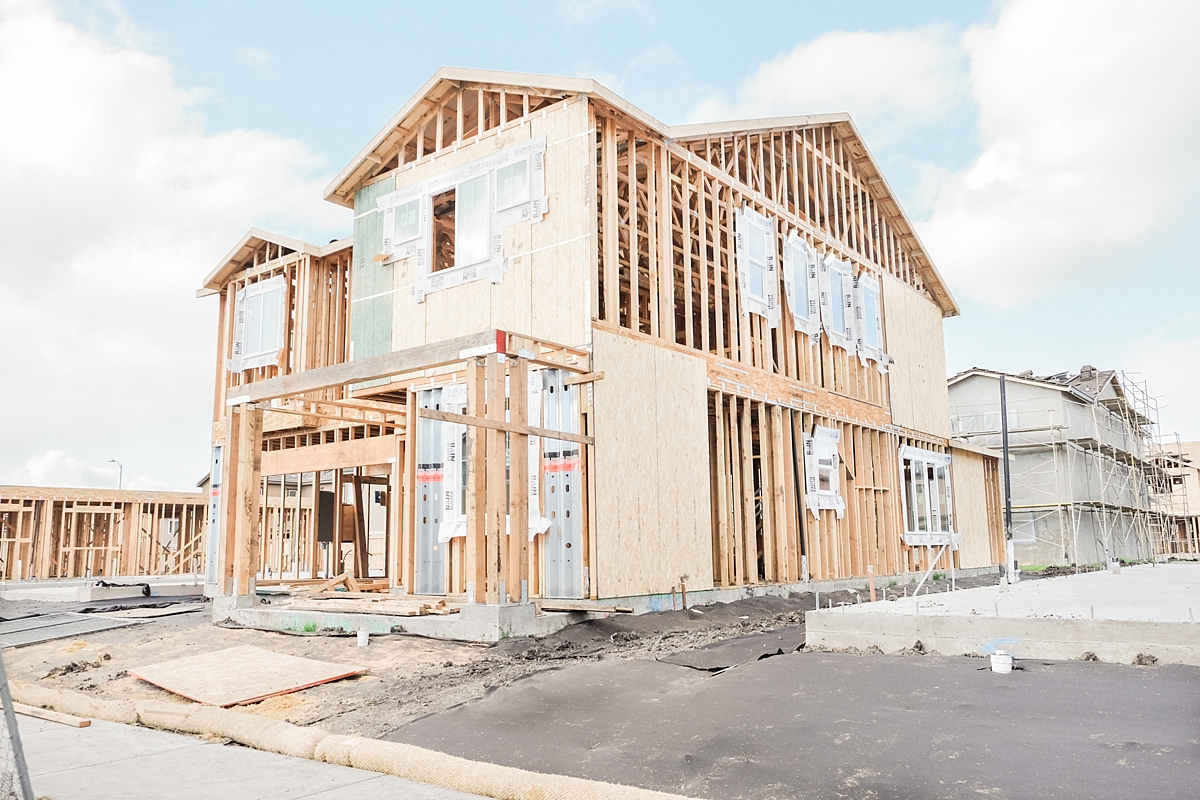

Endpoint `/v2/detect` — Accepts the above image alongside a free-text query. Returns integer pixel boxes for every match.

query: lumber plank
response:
[15,703,90,728]
[416,408,594,447]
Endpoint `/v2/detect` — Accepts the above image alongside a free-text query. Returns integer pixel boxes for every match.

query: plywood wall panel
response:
[882,272,950,437]
[591,329,713,598]
[949,446,998,568]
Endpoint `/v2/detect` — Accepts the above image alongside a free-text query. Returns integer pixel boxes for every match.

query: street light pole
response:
[108,459,123,490]
[999,376,1017,584]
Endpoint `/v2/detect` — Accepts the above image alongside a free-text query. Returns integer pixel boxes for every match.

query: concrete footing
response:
[213,600,582,642]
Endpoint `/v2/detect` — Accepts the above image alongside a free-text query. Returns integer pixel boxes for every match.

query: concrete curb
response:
[11,681,697,800]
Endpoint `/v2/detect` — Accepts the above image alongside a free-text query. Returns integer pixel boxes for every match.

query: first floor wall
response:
[949,447,1006,569]
[590,328,714,597]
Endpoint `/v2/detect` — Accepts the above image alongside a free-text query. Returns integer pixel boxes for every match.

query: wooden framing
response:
[0,487,206,581]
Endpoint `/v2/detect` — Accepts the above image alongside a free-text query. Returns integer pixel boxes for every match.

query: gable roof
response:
[948,366,1151,426]
[324,67,958,316]
[198,228,352,295]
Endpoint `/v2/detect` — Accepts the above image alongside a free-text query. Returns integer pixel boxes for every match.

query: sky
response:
[1,0,1198,491]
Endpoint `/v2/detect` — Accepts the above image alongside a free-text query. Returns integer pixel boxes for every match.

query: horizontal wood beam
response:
[261,434,400,476]
[230,330,502,404]
[417,407,594,446]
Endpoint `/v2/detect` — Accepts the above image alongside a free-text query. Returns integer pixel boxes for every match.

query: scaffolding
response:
[949,370,1188,566]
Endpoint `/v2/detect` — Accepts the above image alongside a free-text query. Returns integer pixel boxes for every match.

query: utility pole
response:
[1000,376,1017,584]
[108,458,123,490]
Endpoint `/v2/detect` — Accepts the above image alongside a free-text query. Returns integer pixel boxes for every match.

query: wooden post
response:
[230,403,263,597]
[388,435,404,590]
[485,354,506,603]
[508,357,529,603]
[465,359,487,603]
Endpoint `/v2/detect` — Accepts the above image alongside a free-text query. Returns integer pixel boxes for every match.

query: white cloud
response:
[1124,319,1200,441]
[556,0,652,28]
[922,0,1200,305]
[690,25,969,143]
[7,450,168,491]
[236,45,273,67]
[0,1,347,490]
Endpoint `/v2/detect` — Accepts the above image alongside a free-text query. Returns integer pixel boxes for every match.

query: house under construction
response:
[200,69,1004,628]
[948,366,1185,566]
[0,486,207,582]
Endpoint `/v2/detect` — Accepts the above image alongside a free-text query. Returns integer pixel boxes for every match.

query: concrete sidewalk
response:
[19,715,485,800]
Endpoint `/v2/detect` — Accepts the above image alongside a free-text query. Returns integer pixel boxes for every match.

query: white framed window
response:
[231,274,286,372]
[495,159,529,210]
[734,206,780,325]
[830,267,846,333]
[803,425,845,519]
[899,445,956,546]
[455,173,491,267]
[820,254,854,351]
[862,281,880,349]
[852,271,886,368]
[784,233,820,338]
[395,198,422,244]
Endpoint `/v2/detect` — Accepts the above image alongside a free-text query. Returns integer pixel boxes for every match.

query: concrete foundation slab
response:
[807,563,1200,664]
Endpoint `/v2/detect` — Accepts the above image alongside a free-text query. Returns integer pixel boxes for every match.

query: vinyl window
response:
[455,173,491,267]
[900,446,954,539]
[232,274,286,370]
[862,281,881,349]
[495,159,529,210]
[394,198,421,244]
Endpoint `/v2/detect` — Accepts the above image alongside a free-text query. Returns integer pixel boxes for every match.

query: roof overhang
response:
[198,229,352,295]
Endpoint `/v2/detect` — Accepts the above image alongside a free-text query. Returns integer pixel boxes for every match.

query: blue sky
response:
[2,0,1198,489]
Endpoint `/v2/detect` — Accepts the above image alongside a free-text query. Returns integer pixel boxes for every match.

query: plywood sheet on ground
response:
[131,645,368,706]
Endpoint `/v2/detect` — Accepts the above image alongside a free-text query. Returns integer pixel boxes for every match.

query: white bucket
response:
[357,627,369,647]
[990,650,1012,673]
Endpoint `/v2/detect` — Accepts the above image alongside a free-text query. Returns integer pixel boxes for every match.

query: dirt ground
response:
[3,571,999,739]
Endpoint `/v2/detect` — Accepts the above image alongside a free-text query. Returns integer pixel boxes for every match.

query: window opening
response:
[431,189,456,273]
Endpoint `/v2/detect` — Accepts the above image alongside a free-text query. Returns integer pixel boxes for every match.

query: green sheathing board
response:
[351,176,396,362]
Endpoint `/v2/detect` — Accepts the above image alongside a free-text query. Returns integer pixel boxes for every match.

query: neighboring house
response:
[0,486,207,581]
[200,68,1003,613]
[948,366,1178,566]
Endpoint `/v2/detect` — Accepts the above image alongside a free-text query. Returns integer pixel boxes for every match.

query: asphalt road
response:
[388,648,1200,800]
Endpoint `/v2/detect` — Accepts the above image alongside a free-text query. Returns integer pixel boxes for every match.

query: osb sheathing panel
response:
[950,446,994,569]
[387,97,593,352]
[591,329,714,598]
[882,272,950,437]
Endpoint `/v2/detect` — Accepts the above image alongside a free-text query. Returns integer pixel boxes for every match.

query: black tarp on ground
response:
[658,626,806,671]
[387,651,1200,800]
